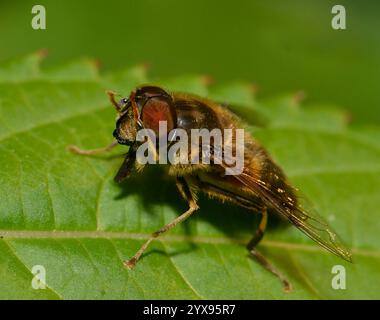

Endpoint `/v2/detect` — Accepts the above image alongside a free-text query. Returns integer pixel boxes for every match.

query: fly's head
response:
[110,85,177,146]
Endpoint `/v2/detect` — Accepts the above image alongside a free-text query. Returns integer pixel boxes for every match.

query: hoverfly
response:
[69,85,352,291]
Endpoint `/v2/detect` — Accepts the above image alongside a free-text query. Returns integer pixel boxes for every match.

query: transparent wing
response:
[234,169,352,262]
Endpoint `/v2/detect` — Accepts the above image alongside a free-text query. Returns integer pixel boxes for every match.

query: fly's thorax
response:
[174,97,222,132]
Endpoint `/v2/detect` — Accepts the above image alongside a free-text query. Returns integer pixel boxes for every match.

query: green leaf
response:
[0,53,379,299]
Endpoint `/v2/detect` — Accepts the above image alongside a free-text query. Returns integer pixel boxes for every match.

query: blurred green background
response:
[0,0,379,123]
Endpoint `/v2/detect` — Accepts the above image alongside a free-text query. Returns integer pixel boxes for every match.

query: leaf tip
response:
[200,75,214,86]
[36,48,49,60]
[292,90,306,106]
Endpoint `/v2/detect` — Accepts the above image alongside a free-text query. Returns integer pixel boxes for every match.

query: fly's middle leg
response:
[124,176,199,269]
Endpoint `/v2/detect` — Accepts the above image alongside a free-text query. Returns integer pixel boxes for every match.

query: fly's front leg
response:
[114,148,137,183]
[67,140,118,156]
[67,90,124,155]
[125,176,199,269]
[247,208,292,292]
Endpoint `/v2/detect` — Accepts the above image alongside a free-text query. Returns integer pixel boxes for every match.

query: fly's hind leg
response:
[125,176,199,269]
[247,207,292,292]
[67,140,118,156]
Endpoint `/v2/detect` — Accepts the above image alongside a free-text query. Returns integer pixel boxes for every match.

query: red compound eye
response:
[141,96,177,135]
